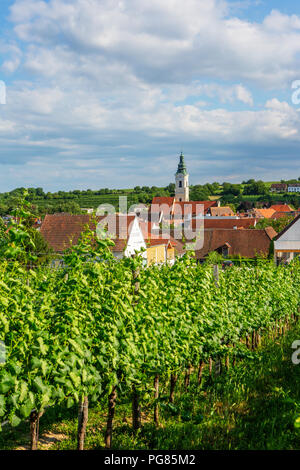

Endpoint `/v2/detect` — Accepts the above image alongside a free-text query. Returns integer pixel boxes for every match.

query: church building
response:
[175,152,189,202]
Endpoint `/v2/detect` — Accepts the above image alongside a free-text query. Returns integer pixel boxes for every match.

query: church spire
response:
[176,151,187,175]
[175,152,189,202]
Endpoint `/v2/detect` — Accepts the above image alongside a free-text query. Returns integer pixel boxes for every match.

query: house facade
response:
[274,214,300,264]
[288,184,300,193]
[270,183,287,193]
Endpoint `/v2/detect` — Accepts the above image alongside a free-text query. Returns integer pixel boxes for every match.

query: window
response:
[179,181,182,188]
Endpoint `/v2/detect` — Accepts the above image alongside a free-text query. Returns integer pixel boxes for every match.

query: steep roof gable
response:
[274,214,300,241]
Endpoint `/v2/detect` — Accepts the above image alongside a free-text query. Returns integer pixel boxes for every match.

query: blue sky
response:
[1,0,300,191]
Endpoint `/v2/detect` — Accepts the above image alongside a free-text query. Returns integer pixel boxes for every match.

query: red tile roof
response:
[40,213,136,253]
[147,238,176,247]
[173,200,217,216]
[270,204,293,212]
[151,196,175,206]
[191,218,258,230]
[150,197,175,217]
[40,213,180,256]
[195,228,276,259]
[210,206,235,217]
[252,208,276,218]
[270,211,294,220]
[264,226,278,239]
[150,198,218,217]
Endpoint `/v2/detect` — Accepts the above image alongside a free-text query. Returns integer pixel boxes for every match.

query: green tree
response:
[253,216,294,233]
[243,180,268,195]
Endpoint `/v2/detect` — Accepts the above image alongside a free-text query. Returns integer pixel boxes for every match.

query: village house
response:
[39,153,283,265]
[274,214,300,265]
[40,213,178,266]
[270,183,288,193]
[288,183,300,193]
[270,204,293,212]
[191,218,258,230]
[251,208,276,219]
[145,239,177,266]
[150,197,218,223]
[249,204,296,221]
[208,206,235,217]
[195,227,277,261]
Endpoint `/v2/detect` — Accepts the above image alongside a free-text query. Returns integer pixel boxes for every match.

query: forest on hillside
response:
[0,179,300,215]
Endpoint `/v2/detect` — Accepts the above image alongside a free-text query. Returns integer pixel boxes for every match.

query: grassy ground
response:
[1,322,300,450]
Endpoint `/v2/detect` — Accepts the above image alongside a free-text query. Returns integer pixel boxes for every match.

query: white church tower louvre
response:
[175,152,189,202]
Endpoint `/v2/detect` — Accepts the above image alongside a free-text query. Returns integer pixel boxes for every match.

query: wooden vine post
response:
[154,374,160,425]
[213,265,222,376]
[251,330,256,350]
[30,409,44,451]
[132,258,142,432]
[213,264,219,288]
[169,373,178,403]
[105,387,117,449]
[77,396,89,450]
[197,360,204,385]
[184,364,192,390]
[132,385,142,431]
[209,357,213,376]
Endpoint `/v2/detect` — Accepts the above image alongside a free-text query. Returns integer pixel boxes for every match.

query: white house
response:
[288,184,300,193]
[274,214,300,264]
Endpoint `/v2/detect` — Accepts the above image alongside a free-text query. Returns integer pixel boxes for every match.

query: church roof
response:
[176,152,188,175]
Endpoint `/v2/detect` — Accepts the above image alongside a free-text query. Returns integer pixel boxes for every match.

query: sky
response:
[1,1,300,191]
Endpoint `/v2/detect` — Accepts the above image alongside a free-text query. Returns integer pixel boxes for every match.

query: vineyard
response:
[0,216,300,450]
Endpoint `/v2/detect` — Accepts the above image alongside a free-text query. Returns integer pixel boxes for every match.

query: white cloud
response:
[1,0,300,189]
[7,0,300,88]
[0,42,22,74]
[263,9,300,32]
[235,84,253,106]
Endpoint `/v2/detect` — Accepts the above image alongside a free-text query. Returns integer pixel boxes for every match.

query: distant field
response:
[30,193,144,210]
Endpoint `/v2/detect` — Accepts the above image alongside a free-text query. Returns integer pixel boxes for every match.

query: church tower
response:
[175,152,189,202]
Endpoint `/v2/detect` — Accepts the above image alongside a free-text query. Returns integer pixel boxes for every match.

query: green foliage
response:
[203,251,223,265]
[243,180,268,196]
[189,185,210,201]
[0,229,299,432]
[254,216,294,233]
[0,191,53,266]
[222,183,241,196]
[0,199,300,446]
